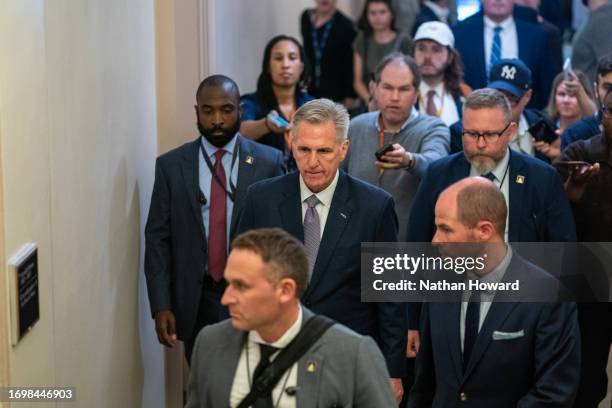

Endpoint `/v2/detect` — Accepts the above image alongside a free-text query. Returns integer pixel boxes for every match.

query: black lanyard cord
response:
[199,138,240,202]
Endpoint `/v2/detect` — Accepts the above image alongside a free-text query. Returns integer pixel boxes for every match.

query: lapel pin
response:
[307,361,317,373]
[245,155,254,165]
[516,175,525,184]
[340,212,347,219]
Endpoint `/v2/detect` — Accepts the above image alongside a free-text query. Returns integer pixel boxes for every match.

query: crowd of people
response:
[145,0,612,406]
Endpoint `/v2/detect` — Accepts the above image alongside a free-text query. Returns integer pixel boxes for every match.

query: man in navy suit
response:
[237,98,406,402]
[144,75,285,360]
[408,177,580,407]
[405,89,575,355]
[453,0,558,109]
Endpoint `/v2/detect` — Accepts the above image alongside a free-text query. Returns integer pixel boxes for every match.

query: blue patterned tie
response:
[303,195,321,277]
[490,26,502,72]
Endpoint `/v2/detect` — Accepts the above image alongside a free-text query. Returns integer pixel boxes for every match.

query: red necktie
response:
[208,150,227,281]
[426,90,437,117]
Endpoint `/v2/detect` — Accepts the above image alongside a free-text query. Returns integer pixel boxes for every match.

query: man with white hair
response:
[237,98,407,402]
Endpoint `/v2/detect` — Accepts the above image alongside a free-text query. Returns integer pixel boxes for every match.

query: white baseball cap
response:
[414,22,455,48]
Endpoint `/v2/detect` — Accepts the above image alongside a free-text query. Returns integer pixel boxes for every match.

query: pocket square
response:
[492,330,524,340]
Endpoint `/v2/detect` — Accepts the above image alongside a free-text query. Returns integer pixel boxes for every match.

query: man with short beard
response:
[413,22,470,126]
[404,88,575,346]
[144,75,284,362]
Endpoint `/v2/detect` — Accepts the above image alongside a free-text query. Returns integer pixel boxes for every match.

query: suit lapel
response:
[296,349,324,408]
[230,136,257,237]
[305,172,352,296]
[441,302,464,382]
[278,172,304,242]
[473,15,487,86]
[508,151,526,242]
[462,301,518,382]
[211,329,245,407]
[181,138,207,239]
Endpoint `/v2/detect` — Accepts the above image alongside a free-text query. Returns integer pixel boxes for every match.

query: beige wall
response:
[0,1,160,407]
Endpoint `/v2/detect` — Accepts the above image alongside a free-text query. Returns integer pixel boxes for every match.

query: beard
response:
[464,151,503,175]
[198,119,241,148]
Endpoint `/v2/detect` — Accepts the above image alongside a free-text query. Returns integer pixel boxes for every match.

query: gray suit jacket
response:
[186,308,396,408]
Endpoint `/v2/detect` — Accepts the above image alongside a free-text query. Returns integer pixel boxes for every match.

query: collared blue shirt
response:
[199,134,239,248]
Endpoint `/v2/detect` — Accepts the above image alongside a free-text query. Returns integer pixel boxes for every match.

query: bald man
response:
[409,177,580,408]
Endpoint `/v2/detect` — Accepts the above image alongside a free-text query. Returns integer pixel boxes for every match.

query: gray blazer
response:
[185,308,396,408]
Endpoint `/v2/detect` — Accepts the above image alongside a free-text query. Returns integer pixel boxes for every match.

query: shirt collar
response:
[518,114,529,135]
[420,81,445,98]
[471,147,510,180]
[468,245,513,294]
[299,169,339,209]
[200,133,238,158]
[375,107,419,133]
[250,305,303,349]
[424,1,450,21]
[484,15,514,30]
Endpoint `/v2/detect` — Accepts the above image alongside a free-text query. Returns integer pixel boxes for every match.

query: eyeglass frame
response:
[461,122,513,143]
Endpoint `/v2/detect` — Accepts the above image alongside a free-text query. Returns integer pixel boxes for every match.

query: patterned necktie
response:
[252,344,279,408]
[208,150,227,281]
[426,90,437,117]
[490,26,502,71]
[303,195,321,276]
[463,288,481,372]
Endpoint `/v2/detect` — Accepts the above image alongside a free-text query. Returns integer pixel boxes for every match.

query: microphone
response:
[285,386,299,396]
[198,190,207,205]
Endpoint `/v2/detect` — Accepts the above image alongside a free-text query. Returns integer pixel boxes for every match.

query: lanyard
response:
[311,13,334,89]
[378,115,387,181]
[199,138,239,202]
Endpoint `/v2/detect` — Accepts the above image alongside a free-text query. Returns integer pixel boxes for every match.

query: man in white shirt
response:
[453,0,557,109]
[413,22,469,126]
[186,228,396,408]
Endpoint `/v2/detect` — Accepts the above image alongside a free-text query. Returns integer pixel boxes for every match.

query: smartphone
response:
[563,58,572,81]
[267,114,290,129]
[556,160,592,167]
[375,143,395,161]
[529,119,557,144]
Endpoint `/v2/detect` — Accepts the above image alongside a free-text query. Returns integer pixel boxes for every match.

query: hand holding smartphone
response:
[375,143,395,162]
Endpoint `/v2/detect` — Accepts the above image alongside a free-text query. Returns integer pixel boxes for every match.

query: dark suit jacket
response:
[404,150,576,329]
[186,308,397,408]
[560,114,600,150]
[409,254,581,408]
[449,109,552,163]
[453,11,559,109]
[236,170,406,377]
[144,135,284,340]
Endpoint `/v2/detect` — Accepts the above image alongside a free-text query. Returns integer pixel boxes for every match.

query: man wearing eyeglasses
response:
[403,89,576,352]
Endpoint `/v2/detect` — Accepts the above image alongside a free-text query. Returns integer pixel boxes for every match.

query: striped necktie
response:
[490,26,502,71]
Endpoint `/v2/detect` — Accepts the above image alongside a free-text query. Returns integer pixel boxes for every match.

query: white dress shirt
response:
[484,16,518,71]
[299,170,340,238]
[229,306,303,408]
[419,81,460,126]
[469,148,511,242]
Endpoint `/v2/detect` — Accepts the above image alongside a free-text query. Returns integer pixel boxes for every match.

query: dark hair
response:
[357,0,397,35]
[546,70,595,120]
[196,74,240,102]
[255,35,310,114]
[456,181,507,237]
[463,88,512,123]
[231,228,309,298]
[443,48,467,97]
[597,52,612,78]
[374,52,422,88]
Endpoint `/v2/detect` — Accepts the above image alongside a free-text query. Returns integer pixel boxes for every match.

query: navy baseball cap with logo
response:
[488,58,532,98]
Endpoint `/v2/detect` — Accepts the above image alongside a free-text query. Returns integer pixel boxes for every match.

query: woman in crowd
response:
[353,0,413,108]
[535,70,596,159]
[240,35,313,170]
[300,0,357,104]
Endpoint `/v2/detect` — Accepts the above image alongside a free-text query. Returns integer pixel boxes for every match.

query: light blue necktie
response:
[490,26,502,71]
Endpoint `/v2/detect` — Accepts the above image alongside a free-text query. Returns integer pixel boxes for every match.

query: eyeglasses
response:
[462,122,512,142]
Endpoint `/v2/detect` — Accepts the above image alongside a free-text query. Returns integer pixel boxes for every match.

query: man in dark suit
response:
[144,75,284,360]
[452,0,559,109]
[408,177,580,407]
[405,89,576,356]
[186,228,396,407]
[450,59,553,163]
[237,98,406,402]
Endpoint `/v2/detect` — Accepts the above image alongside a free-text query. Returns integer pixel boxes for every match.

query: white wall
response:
[0,1,160,407]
